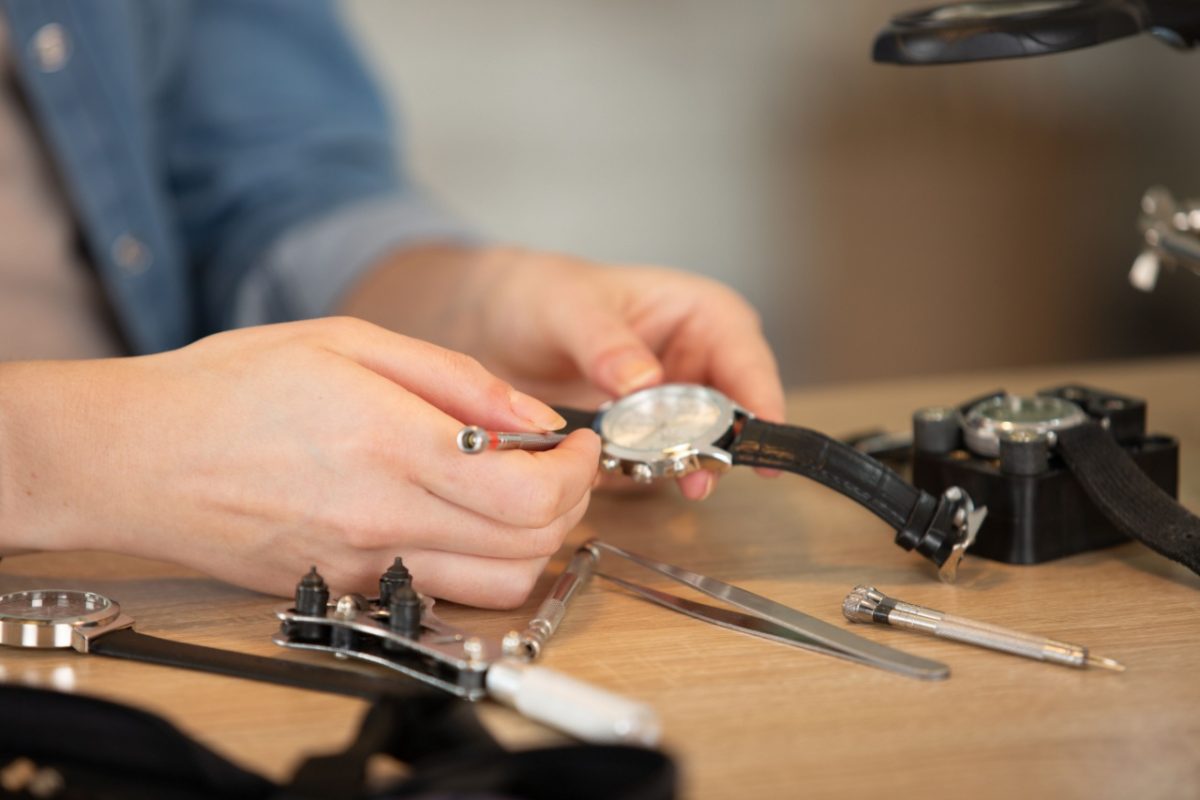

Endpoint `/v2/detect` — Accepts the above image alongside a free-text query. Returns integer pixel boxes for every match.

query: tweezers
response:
[587,539,949,681]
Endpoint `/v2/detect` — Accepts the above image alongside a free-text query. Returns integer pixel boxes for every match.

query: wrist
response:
[0,361,98,554]
[335,242,526,354]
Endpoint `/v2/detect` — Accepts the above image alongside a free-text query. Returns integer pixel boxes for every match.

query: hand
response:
[0,318,601,608]
[341,245,786,500]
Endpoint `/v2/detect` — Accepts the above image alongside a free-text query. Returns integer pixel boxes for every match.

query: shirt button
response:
[30,23,70,72]
[112,234,151,275]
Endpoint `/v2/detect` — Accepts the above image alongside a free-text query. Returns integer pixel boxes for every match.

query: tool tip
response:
[1086,654,1126,673]
[456,426,487,454]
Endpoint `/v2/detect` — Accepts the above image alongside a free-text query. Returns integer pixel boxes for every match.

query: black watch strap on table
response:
[729,418,969,569]
[88,627,416,701]
[1057,421,1200,574]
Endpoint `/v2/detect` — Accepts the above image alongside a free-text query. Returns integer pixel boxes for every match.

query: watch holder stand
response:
[910,384,1180,564]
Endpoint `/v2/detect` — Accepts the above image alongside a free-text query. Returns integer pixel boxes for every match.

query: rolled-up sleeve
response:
[233,189,476,326]
[162,0,471,333]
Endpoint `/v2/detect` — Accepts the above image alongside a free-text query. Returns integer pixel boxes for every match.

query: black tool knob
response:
[999,430,1050,476]
[379,557,412,606]
[385,584,422,649]
[913,406,961,454]
[293,566,330,642]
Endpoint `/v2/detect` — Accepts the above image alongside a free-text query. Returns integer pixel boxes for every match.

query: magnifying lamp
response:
[873,0,1200,64]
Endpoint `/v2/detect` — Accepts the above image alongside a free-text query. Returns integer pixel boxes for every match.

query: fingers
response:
[319,317,566,432]
[349,481,592,560]
[544,291,664,397]
[677,470,715,501]
[397,549,554,609]
[697,302,786,425]
[420,427,603,527]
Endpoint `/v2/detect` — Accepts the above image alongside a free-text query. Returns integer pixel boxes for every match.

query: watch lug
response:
[694,445,734,473]
[72,613,135,653]
[937,502,987,583]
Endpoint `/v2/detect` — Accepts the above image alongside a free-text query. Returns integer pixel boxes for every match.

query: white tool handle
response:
[486,658,661,746]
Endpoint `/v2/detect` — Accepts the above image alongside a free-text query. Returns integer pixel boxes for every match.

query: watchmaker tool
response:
[508,545,598,660]
[273,560,660,745]
[586,540,949,681]
[843,586,1125,672]
[456,426,567,454]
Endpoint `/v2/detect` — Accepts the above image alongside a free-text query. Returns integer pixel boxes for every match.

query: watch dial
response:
[975,395,1083,426]
[601,385,725,452]
[0,589,112,623]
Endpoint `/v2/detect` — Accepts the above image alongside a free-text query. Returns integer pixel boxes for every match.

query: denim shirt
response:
[1,0,468,354]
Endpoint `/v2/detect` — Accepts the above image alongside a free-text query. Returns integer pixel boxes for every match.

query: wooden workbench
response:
[2,356,1198,798]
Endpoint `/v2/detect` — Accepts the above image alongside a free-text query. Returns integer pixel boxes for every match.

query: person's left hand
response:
[340,244,786,500]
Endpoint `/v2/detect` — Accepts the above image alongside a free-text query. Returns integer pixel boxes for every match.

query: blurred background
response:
[342,0,1200,386]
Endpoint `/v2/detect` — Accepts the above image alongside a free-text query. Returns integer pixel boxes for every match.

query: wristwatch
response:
[0,588,415,700]
[557,383,987,582]
[918,388,1200,573]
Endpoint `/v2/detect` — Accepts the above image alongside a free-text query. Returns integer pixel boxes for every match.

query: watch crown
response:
[630,463,655,484]
[601,456,622,473]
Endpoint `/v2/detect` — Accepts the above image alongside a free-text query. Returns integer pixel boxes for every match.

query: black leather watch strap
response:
[730,418,965,567]
[88,627,416,700]
[553,404,973,573]
[1056,421,1200,574]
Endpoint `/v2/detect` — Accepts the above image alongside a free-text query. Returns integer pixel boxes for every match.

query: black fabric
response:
[1057,421,1200,574]
[0,685,272,799]
[0,684,676,799]
[288,697,675,800]
[89,627,424,701]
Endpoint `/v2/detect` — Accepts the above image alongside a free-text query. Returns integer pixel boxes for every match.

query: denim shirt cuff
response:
[232,191,480,327]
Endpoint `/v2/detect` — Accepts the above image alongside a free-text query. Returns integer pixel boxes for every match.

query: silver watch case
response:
[961,394,1089,458]
[0,589,134,652]
[594,384,749,483]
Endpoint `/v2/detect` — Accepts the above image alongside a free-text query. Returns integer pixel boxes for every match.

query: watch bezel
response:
[961,394,1089,458]
[596,384,746,480]
[0,589,130,650]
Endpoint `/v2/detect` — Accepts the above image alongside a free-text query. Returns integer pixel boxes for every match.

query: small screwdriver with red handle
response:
[456,425,568,454]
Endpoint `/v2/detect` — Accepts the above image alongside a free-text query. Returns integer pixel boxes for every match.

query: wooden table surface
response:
[2,356,1199,799]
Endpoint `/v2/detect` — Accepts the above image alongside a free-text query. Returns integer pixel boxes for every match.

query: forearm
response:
[336,242,513,354]
[0,361,93,556]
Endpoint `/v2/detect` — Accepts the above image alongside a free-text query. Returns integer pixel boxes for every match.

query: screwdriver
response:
[842,586,1125,672]
[456,425,568,454]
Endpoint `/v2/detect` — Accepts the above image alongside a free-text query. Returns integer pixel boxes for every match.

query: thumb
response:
[552,304,663,396]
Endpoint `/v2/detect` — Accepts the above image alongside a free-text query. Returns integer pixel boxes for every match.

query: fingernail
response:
[612,355,661,396]
[509,389,567,431]
[696,472,715,501]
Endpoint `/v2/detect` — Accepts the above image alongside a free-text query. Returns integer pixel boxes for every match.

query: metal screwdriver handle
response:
[843,586,1125,672]
[457,426,568,454]
[510,544,599,659]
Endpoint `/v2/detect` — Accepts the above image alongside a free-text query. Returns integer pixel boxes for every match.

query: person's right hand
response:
[0,317,601,608]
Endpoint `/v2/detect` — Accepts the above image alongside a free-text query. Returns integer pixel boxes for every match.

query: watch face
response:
[962,394,1089,457]
[0,589,120,649]
[600,384,728,453]
[597,384,742,480]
